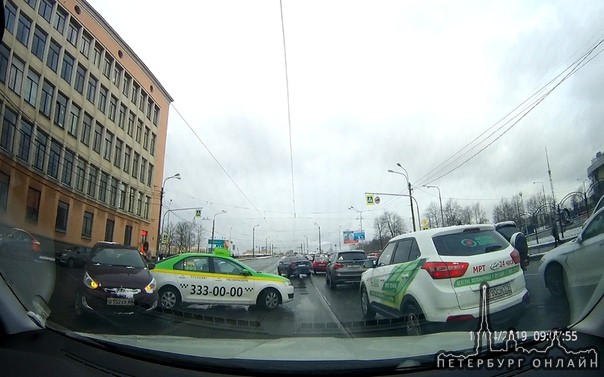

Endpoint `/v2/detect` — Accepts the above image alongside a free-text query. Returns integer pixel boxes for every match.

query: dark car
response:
[494,221,529,271]
[0,228,41,259]
[75,242,158,315]
[325,250,369,289]
[277,255,313,278]
[55,246,91,268]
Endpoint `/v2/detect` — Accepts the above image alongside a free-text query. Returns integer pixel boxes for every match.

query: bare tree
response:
[173,221,195,252]
[443,199,462,226]
[424,202,441,228]
[374,211,407,241]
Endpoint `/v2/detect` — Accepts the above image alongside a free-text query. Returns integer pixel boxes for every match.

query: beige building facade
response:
[0,0,172,253]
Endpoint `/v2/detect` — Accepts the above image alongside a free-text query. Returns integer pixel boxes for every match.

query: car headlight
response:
[145,277,157,294]
[83,271,99,289]
[283,279,292,287]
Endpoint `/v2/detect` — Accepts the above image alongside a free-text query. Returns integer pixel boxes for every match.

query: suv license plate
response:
[107,297,134,306]
[487,283,512,301]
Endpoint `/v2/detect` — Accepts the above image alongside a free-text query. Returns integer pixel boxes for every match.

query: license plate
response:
[107,297,134,306]
[487,283,512,301]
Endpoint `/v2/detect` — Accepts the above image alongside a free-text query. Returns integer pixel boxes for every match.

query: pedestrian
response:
[551,222,559,247]
[141,241,152,260]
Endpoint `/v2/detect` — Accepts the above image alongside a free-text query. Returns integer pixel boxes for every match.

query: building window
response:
[38,0,54,23]
[105,219,115,242]
[86,75,97,103]
[140,158,147,183]
[135,120,142,143]
[108,95,117,122]
[122,74,131,97]
[40,80,54,118]
[118,104,126,129]
[147,164,154,187]
[26,187,41,222]
[75,158,86,192]
[144,196,150,219]
[99,171,108,203]
[132,152,139,179]
[97,85,107,113]
[92,122,103,153]
[74,64,86,94]
[68,103,80,137]
[79,31,91,58]
[62,149,74,186]
[119,183,126,210]
[66,20,80,46]
[33,130,48,171]
[17,119,34,162]
[23,68,40,106]
[31,27,47,61]
[113,64,122,87]
[92,45,102,68]
[124,146,131,173]
[136,191,142,216]
[55,201,69,232]
[1,108,17,153]
[46,39,61,72]
[82,211,93,238]
[87,165,98,198]
[24,0,37,9]
[103,131,113,161]
[109,177,118,207]
[124,225,132,246]
[0,171,9,210]
[4,1,17,35]
[0,44,10,83]
[16,14,32,47]
[60,52,74,84]
[143,127,150,150]
[131,82,139,105]
[114,138,123,168]
[81,112,92,146]
[47,139,61,179]
[127,111,135,136]
[54,91,68,127]
[150,133,156,156]
[139,91,146,112]
[128,187,135,212]
[8,56,25,94]
[103,55,112,78]
[53,6,67,35]
[146,98,153,119]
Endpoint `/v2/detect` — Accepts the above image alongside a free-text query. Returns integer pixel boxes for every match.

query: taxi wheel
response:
[402,300,424,336]
[361,286,376,319]
[257,288,281,310]
[545,263,566,298]
[159,286,181,310]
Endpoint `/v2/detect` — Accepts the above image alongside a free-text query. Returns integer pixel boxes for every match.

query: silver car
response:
[325,250,369,289]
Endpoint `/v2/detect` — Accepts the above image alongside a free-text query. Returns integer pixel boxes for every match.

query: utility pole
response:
[546,147,563,238]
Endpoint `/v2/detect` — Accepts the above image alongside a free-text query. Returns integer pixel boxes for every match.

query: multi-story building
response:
[0,0,172,254]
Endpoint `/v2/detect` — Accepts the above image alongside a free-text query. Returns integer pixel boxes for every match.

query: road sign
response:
[375,196,381,204]
[195,209,202,217]
[208,239,225,247]
[366,194,375,205]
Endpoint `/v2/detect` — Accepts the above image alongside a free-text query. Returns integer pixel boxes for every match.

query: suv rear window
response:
[495,224,519,241]
[336,252,367,261]
[432,229,508,256]
[90,247,146,268]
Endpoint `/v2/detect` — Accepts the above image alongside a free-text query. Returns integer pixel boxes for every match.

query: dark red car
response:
[0,228,41,259]
[311,256,329,274]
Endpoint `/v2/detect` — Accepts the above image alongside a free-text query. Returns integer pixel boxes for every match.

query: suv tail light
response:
[422,261,469,279]
[333,262,344,270]
[510,249,520,264]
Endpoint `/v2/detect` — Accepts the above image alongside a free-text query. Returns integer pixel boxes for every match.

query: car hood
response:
[539,239,578,265]
[87,265,152,288]
[252,271,289,282]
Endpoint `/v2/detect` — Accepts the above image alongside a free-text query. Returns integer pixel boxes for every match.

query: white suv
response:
[360,225,529,335]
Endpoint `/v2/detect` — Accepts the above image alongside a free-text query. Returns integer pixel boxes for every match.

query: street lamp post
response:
[252,224,260,258]
[314,223,322,253]
[423,185,444,227]
[157,173,181,253]
[388,164,417,231]
[210,210,226,253]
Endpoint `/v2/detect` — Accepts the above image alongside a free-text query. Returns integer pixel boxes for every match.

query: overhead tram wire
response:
[169,104,265,221]
[280,0,297,219]
[413,36,604,188]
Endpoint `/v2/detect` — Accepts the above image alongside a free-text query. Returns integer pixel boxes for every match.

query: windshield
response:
[0,0,603,374]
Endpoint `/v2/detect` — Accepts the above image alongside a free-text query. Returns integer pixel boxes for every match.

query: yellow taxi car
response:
[152,252,294,310]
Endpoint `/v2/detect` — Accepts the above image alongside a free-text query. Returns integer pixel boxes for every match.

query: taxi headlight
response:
[145,277,157,294]
[83,271,99,289]
[283,279,292,287]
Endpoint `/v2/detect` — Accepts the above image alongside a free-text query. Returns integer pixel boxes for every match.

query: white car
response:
[360,225,529,335]
[539,206,604,300]
[152,253,294,310]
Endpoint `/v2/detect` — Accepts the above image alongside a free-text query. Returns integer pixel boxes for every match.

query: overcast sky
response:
[88,0,604,253]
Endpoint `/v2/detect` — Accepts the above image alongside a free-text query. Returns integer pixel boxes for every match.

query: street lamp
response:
[157,173,181,253]
[388,164,417,231]
[423,185,444,227]
[314,223,322,253]
[348,206,363,231]
[210,210,226,253]
[252,224,260,258]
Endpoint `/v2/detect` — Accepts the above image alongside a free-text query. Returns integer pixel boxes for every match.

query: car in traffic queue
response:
[539,206,604,299]
[325,250,370,289]
[55,245,91,268]
[0,228,42,259]
[311,255,329,274]
[152,252,294,310]
[494,221,529,271]
[75,242,158,316]
[278,255,313,278]
[360,225,529,335]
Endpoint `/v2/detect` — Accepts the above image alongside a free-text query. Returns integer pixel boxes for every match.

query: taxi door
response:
[210,257,255,305]
[177,256,217,304]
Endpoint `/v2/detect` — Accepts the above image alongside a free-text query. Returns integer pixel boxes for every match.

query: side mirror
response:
[576,235,583,244]
[147,262,155,270]
[363,260,375,269]
[241,269,252,276]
